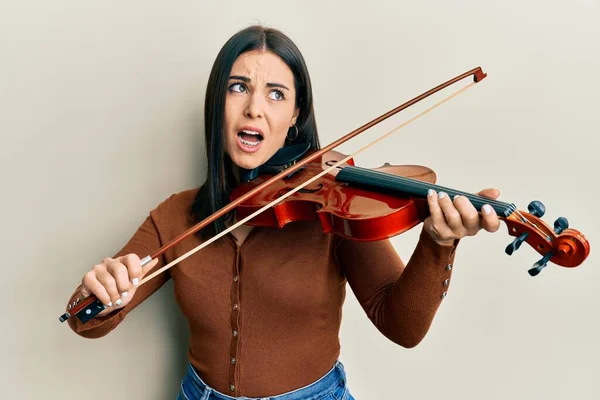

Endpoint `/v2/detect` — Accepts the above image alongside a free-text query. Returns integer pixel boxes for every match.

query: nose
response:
[244,92,264,119]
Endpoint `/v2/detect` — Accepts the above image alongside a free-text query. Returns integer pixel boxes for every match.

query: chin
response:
[228,151,267,170]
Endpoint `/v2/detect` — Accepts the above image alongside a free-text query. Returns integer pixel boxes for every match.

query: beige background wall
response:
[2,1,599,399]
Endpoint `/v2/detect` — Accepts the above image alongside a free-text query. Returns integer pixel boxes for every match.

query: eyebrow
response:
[229,75,290,91]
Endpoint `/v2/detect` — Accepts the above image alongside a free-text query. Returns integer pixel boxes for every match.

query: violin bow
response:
[59,67,587,325]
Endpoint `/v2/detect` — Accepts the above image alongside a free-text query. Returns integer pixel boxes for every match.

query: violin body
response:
[231,150,437,241]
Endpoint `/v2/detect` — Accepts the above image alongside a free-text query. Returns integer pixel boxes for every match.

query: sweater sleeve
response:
[335,227,458,348]
[65,212,170,339]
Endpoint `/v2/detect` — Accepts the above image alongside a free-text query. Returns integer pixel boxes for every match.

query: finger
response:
[119,253,143,286]
[438,191,463,232]
[96,268,122,307]
[427,189,443,222]
[480,203,501,232]
[426,189,453,238]
[82,270,112,307]
[140,257,160,278]
[453,195,480,234]
[106,259,132,299]
[477,188,500,200]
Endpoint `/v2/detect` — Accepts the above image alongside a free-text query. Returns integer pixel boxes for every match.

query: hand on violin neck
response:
[423,188,501,247]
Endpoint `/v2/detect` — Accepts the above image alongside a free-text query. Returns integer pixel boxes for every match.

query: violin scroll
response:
[503,200,590,276]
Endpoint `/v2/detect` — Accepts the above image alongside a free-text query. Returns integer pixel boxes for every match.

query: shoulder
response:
[148,187,200,232]
[154,187,199,212]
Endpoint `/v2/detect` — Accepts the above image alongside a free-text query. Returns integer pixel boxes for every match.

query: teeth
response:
[241,130,261,136]
[239,138,261,147]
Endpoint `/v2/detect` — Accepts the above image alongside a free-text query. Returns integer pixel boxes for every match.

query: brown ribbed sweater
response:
[66,188,458,397]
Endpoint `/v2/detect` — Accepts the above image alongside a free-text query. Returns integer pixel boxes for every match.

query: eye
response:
[268,89,285,101]
[229,83,247,93]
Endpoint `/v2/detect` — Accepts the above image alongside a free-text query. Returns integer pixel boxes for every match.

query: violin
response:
[59,67,590,325]
[233,147,589,271]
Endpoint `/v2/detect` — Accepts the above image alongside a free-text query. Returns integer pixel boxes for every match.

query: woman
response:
[65,25,500,399]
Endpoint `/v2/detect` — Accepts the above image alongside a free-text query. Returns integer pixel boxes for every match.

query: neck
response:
[335,166,516,218]
[231,164,242,186]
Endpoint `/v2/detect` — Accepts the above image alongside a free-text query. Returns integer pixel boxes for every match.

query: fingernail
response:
[428,189,434,197]
[453,195,459,201]
[483,204,492,214]
[121,291,129,297]
[132,278,139,286]
[106,301,113,307]
[115,299,122,306]
[438,192,446,199]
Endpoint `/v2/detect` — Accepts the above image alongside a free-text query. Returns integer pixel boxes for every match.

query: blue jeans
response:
[177,360,355,400]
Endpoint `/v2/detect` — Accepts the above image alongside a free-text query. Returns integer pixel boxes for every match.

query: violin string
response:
[416,178,546,237]
[140,81,479,286]
[348,154,551,238]
[390,175,549,239]
[360,169,514,211]
[390,168,550,238]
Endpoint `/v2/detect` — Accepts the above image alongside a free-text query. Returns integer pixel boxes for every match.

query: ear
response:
[291,108,300,126]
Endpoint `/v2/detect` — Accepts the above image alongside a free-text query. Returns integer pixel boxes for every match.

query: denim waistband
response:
[178,360,347,400]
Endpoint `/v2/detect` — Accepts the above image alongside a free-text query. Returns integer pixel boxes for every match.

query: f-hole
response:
[325,160,342,168]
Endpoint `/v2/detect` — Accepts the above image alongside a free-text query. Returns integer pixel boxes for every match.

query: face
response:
[223,49,299,170]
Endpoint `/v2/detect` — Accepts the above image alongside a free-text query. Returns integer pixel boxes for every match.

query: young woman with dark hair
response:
[65,25,500,400]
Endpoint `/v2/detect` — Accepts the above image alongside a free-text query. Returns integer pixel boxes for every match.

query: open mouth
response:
[237,130,264,147]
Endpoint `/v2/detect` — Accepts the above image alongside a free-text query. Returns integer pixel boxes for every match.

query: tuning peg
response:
[554,217,569,234]
[527,200,545,217]
[505,232,529,255]
[528,252,553,276]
